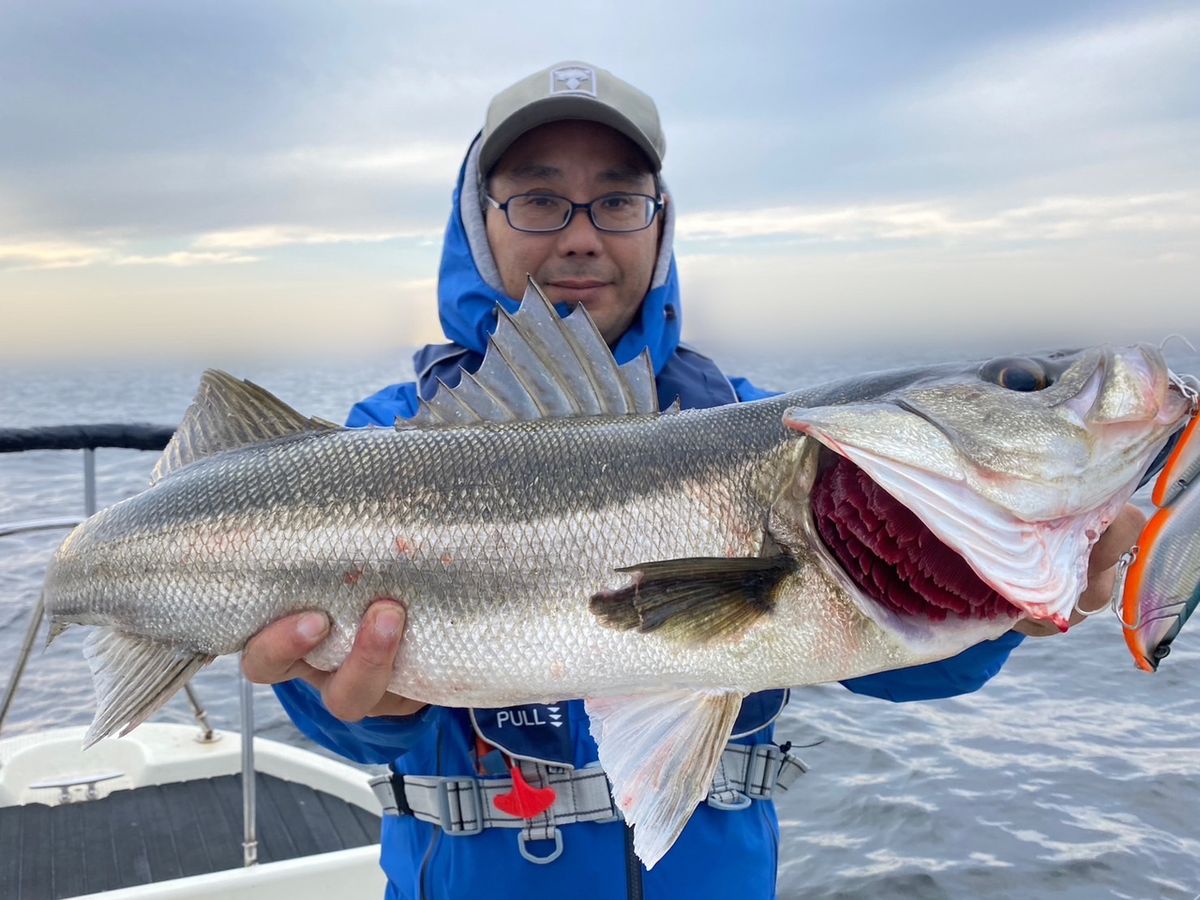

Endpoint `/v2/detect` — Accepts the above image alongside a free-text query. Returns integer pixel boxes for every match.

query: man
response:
[243,61,1143,899]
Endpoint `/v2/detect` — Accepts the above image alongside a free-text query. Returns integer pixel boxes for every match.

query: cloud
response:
[0,238,260,271]
[0,240,109,270]
[0,272,446,364]
[114,250,259,267]
[915,8,1200,130]
[0,224,440,272]
[3,1,1196,364]
[676,192,1200,247]
[884,6,1200,200]
[274,142,464,177]
[194,224,437,251]
[676,243,1197,360]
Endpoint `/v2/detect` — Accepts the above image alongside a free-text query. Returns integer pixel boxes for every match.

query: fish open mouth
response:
[811,452,1018,624]
[781,362,1192,637]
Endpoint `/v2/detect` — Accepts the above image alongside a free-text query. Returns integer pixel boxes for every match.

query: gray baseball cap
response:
[479,61,665,175]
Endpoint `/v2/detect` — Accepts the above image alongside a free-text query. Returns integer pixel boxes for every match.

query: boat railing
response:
[0,423,258,866]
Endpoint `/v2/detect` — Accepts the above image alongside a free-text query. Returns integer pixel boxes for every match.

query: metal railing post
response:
[0,594,45,736]
[239,666,258,866]
[83,448,97,516]
[0,448,96,737]
[0,428,175,738]
[182,684,218,743]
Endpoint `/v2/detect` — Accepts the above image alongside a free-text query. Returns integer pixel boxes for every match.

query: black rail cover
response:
[0,424,175,454]
[0,772,382,898]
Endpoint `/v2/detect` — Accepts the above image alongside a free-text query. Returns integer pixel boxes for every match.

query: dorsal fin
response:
[405,277,662,428]
[151,370,337,484]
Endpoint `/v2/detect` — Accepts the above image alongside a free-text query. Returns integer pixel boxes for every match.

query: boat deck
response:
[0,771,381,899]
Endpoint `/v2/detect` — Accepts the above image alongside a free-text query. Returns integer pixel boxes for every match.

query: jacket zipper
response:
[419,732,445,900]
[624,824,644,900]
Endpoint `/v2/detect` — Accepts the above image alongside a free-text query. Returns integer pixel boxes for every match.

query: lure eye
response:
[980,357,1049,392]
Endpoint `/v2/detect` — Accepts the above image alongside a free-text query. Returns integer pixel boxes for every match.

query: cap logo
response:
[550,66,596,97]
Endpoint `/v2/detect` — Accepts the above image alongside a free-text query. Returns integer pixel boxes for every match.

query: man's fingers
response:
[242,611,330,684]
[243,601,423,719]
[321,600,406,722]
[1013,618,1060,638]
[1077,505,1145,614]
[1016,503,1147,636]
[1076,564,1117,617]
[1016,565,1115,636]
[1088,505,1147,574]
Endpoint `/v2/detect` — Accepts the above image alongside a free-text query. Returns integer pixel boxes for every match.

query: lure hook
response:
[1167,369,1199,417]
[1110,546,1141,630]
[1159,333,1198,355]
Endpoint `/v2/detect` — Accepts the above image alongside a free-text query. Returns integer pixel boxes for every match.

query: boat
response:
[0,424,386,899]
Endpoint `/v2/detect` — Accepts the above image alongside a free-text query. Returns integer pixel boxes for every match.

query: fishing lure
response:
[1118,372,1200,671]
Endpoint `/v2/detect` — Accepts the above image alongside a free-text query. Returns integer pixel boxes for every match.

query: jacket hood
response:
[434,135,682,374]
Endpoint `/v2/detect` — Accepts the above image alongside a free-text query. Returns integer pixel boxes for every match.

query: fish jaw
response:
[782,345,1190,628]
[792,416,1118,628]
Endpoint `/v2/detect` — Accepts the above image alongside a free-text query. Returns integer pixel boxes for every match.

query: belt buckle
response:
[592,806,623,825]
[773,750,809,793]
[707,790,752,811]
[745,745,782,800]
[367,773,400,816]
[436,778,484,836]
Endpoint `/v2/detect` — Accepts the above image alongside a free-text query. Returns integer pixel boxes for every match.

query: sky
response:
[1,0,1197,364]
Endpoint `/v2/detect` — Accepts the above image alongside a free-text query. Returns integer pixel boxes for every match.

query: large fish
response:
[43,280,1190,866]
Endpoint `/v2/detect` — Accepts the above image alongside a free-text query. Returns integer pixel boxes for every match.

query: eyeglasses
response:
[485,192,664,234]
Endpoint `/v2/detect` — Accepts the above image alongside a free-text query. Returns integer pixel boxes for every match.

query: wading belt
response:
[368,743,807,864]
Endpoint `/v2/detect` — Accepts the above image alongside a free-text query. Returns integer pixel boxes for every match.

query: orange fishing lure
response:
[1120,380,1200,671]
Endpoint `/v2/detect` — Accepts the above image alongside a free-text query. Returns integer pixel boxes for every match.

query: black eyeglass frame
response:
[484,192,665,234]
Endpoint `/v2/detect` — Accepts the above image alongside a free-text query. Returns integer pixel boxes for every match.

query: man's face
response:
[484,120,662,345]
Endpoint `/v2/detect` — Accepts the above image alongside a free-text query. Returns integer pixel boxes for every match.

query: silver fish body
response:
[46,395,935,706]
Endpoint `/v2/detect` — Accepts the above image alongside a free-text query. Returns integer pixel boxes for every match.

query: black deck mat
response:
[0,772,381,899]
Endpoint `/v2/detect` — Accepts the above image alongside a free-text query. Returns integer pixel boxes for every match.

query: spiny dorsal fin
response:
[405,277,662,428]
[152,369,337,484]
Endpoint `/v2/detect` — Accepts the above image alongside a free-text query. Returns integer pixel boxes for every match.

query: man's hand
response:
[242,598,427,720]
[1014,504,1147,637]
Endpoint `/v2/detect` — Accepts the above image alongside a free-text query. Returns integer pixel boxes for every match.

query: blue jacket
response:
[275,138,1024,899]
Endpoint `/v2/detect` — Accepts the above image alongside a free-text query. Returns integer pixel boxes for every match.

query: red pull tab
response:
[493,764,556,820]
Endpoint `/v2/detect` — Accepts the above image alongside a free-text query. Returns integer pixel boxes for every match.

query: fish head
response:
[783,344,1191,644]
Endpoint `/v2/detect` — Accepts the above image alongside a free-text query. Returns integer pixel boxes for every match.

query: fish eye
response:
[979,357,1049,392]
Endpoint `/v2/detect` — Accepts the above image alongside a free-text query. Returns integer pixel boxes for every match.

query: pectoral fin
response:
[82,628,214,748]
[589,555,796,643]
[585,689,742,869]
